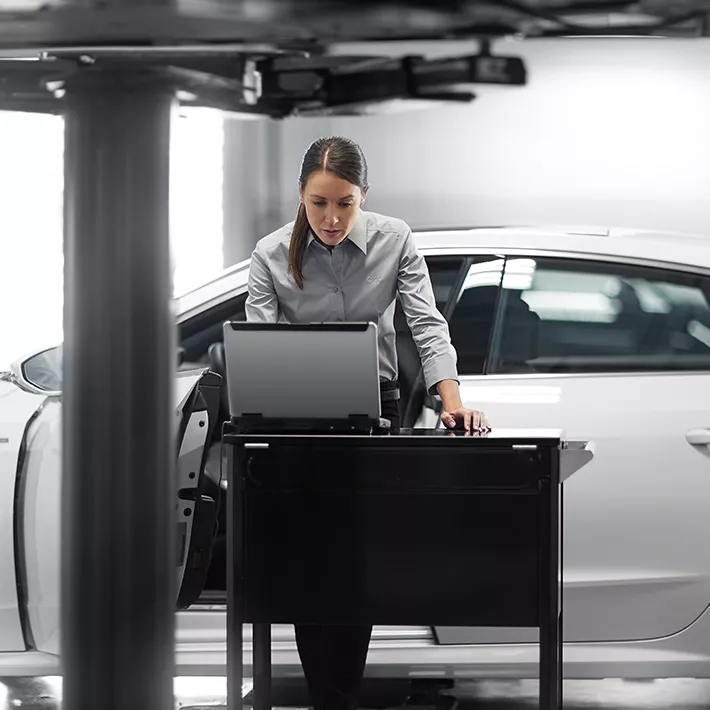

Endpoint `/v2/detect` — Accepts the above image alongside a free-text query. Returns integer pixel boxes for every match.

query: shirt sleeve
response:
[245,243,280,323]
[397,227,460,395]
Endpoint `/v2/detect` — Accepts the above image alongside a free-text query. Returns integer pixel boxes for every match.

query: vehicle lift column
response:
[60,2,177,710]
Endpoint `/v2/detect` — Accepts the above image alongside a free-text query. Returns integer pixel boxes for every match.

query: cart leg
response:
[539,600,558,710]
[538,452,560,710]
[253,623,272,710]
[558,610,564,708]
[227,444,244,710]
[558,482,564,708]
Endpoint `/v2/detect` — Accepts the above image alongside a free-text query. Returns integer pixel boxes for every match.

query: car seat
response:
[494,292,541,373]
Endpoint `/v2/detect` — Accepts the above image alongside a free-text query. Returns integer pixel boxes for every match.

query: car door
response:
[16,352,219,655]
[0,378,45,652]
[429,254,710,645]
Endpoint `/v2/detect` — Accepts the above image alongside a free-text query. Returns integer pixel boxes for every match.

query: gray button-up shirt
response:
[245,209,459,394]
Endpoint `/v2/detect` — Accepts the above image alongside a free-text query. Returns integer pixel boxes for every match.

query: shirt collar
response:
[347,209,368,254]
[306,209,368,254]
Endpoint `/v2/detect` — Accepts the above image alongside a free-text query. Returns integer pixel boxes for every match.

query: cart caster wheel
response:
[402,691,458,710]
[392,678,458,710]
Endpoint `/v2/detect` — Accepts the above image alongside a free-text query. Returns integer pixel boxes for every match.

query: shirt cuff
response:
[423,357,460,396]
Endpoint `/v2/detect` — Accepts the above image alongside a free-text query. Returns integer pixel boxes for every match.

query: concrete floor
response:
[3,677,710,709]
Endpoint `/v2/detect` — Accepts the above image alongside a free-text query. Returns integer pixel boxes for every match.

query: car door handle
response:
[686,429,710,446]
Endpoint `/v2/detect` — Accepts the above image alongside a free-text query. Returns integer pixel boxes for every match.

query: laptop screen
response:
[222,322,381,421]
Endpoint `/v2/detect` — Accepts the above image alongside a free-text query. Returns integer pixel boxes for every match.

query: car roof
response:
[411,225,710,266]
[175,224,710,322]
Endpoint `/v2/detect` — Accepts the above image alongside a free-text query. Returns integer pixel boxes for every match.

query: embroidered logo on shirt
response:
[367,273,382,284]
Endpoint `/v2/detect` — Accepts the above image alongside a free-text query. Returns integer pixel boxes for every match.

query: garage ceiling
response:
[0,0,707,117]
[0,0,708,47]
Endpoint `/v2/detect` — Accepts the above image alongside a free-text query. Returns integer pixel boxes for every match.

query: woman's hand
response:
[436,380,491,433]
[441,407,490,433]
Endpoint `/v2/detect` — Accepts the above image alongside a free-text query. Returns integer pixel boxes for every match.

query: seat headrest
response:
[207,342,229,413]
[208,342,226,376]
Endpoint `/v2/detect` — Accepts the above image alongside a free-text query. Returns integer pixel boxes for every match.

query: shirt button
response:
[332,287,339,293]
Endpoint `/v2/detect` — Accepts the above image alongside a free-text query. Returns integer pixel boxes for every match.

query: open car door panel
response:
[175,370,222,610]
[0,383,47,652]
[20,369,221,656]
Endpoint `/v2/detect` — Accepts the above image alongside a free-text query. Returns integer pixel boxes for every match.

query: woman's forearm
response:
[436,379,463,412]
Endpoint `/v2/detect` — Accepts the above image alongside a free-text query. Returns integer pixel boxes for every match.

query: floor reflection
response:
[455,679,710,708]
[2,677,710,709]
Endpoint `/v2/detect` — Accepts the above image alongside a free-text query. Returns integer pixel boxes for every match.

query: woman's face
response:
[300,170,367,247]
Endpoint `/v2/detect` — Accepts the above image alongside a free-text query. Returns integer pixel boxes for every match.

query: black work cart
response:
[225,427,593,710]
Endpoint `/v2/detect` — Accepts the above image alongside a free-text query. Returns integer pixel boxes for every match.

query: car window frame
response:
[433,254,506,378]
[423,255,473,319]
[419,245,710,280]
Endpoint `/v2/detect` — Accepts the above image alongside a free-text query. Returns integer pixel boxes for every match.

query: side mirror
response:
[13,345,63,394]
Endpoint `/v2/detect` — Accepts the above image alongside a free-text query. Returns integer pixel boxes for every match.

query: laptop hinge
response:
[347,414,370,425]
[232,413,381,435]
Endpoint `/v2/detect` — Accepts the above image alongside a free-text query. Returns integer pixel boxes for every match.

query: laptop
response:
[222,321,388,434]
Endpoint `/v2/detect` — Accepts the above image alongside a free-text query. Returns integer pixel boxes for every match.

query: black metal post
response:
[538,447,561,710]
[227,441,245,710]
[228,444,271,710]
[60,69,176,710]
[253,622,272,710]
[558,473,564,707]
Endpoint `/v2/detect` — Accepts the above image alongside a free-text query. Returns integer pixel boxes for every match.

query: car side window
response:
[426,257,467,314]
[446,257,504,376]
[395,257,465,330]
[489,257,710,374]
[178,293,247,370]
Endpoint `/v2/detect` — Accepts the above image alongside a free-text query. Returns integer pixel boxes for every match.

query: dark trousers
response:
[294,395,400,710]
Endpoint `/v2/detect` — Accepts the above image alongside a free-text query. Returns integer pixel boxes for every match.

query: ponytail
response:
[288,203,310,290]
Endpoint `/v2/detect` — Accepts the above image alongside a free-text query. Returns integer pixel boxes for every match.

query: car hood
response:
[0,376,18,400]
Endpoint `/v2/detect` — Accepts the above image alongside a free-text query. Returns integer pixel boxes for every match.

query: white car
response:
[2,224,710,682]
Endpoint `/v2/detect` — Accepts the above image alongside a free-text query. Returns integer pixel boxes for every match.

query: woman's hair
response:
[288,136,368,289]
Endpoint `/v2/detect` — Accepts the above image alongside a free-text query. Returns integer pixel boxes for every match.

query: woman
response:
[245,135,489,710]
